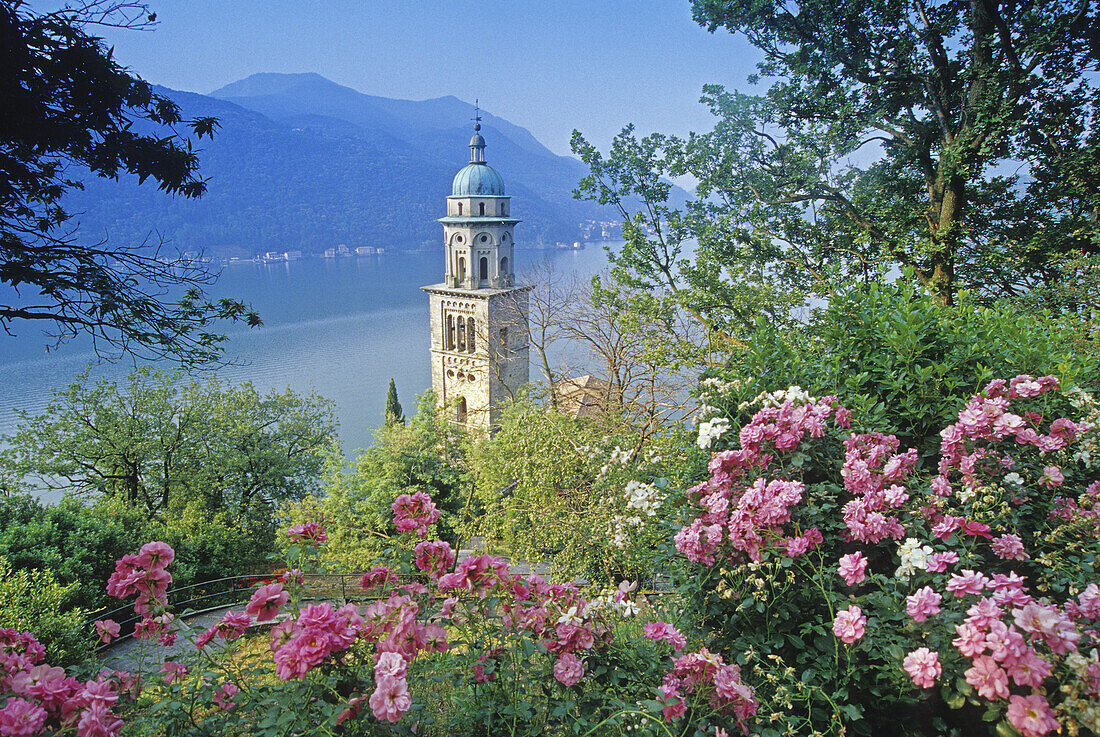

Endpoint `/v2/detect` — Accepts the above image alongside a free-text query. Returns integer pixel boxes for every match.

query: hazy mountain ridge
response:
[62,73,620,257]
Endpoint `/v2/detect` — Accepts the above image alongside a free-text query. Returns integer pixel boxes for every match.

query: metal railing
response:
[88,571,409,651]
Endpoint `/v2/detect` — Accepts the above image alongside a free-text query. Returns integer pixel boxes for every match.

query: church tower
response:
[422,114,530,431]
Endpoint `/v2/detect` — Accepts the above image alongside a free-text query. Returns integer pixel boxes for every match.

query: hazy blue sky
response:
[92,1,765,156]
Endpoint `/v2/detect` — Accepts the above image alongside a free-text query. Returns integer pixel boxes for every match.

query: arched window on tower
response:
[479,202,485,216]
[446,314,455,350]
[479,257,488,281]
[456,397,467,424]
[457,316,466,352]
[467,317,476,352]
[457,257,466,283]
[499,202,505,216]
[500,257,508,277]
[499,327,508,354]
[457,202,463,215]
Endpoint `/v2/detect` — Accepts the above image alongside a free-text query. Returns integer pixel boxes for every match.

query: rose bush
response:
[677,375,1100,736]
[0,514,755,736]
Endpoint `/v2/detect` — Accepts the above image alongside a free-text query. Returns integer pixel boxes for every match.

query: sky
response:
[89,0,766,157]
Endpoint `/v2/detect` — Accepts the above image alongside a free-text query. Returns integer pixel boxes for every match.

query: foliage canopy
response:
[573,0,1099,341]
[0,367,337,544]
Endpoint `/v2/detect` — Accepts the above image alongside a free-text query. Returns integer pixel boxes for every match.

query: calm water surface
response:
[0,247,611,456]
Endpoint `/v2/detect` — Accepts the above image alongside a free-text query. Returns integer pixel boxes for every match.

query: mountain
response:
[61,74,622,257]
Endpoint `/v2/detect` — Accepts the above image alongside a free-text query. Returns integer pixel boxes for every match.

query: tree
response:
[1,1,259,365]
[559,275,702,449]
[0,367,337,541]
[494,260,702,445]
[572,0,1099,338]
[384,378,404,426]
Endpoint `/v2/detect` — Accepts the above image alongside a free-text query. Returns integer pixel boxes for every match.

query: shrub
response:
[677,374,1100,736]
[468,395,699,584]
[0,494,268,616]
[708,281,1099,459]
[0,555,89,666]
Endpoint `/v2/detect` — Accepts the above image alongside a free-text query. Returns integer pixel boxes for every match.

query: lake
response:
[0,246,612,456]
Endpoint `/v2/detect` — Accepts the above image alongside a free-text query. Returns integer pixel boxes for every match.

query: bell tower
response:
[422,109,530,431]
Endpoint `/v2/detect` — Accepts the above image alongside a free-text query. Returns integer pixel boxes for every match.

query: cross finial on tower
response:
[472,99,482,131]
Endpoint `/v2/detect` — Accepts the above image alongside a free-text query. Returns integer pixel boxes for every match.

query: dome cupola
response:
[451,122,505,196]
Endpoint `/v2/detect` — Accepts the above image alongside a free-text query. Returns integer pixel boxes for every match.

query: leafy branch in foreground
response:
[1,0,260,365]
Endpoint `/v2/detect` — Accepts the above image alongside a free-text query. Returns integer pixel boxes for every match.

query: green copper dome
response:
[452,162,505,196]
[451,122,505,197]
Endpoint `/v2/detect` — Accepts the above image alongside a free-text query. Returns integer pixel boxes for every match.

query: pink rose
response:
[374,651,407,679]
[902,648,941,689]
[964,655,1009,700]
[135,541,175,570]
[287,520,327,546]
[1006,694,1060,737]
[837,552,868,586]
[1039,466,1064,488]
[245,583,289,622]
[279,568,305,585]
[990,533,1028,561]
[160,661,190,684]
[832,605,867,644]
[0,697,47,737]
[94,619,121,645]
[642,621,687,651]
[906,587,943,623]
[369,675,411,723]
[75,701,123,737]
[553,652,585,687]
[213,682,239,710]
[215,611,252,640]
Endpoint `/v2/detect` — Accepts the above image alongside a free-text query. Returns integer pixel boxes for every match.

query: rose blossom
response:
[94,619,120,644]
[837,552,868,586]
[374,651,407,679]
[0,697,47,737]
[1006,693,1060,737]
[215,611,252,640]
[925,551,959,573]
[287,520,327,546]
[642,621,687,651]
[160,661,190,684]
[245,583,289,622]
[964,655,1010,700]
[360,566,397,591]
[213,683,239,710]
[279,568,305,585]
[832,605,867,644]
[135,540,175,569]
[659,684,686,721]
[906,587,943,623]
[392,491,441,537]
[76,701,123,737]
[369,674,411,722]
[946,569,990,598]
[553,652,585,686]
[902,648,941,689]
[413,540,455,579]
[990,533,1028,561]
[1039,466,1064,488]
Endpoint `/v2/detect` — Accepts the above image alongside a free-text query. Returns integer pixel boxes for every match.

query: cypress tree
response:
[384,378,405,426]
